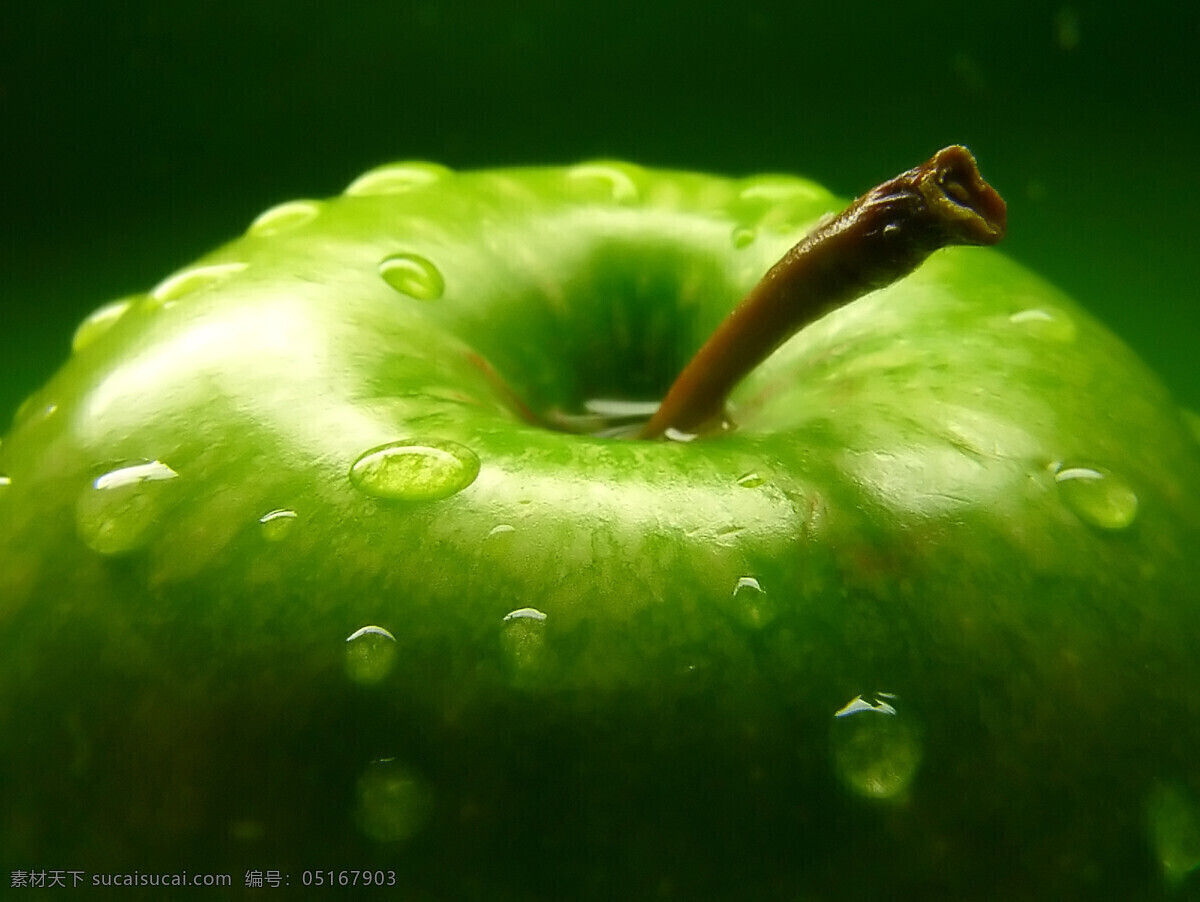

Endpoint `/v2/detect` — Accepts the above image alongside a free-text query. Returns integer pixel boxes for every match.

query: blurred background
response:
[1,1,1197,421]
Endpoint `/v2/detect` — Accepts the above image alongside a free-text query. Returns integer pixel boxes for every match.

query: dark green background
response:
[1,1,1197,421]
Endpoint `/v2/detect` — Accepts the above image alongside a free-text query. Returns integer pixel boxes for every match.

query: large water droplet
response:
[1008,306,1077,342]
[731,226,757,249]
[731,576,774,629]
[565,162,641,204]
[72,297,135,352]
[344,161,452,196]
[247,200,321,236]
[500,608,549,685]
[345,625,398,685]
[379,253,444,300]
[258,508,298,542]
[831,692,922,801]
[75,460,181,555]
[349,439,480,502]
[1053,463,1138,531]
[150,262,248,305]
[354,758,433,843]
[1146,780,1200,888]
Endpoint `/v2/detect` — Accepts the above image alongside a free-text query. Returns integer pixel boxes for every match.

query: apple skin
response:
[1,159,1199,899]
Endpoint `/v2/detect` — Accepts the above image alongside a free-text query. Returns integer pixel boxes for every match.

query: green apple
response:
[2,152,1199,899]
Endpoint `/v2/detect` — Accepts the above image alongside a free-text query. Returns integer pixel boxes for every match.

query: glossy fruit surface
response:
[2,159,1198,899]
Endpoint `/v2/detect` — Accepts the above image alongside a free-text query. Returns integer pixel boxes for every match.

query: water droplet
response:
[247,199,320,236]
[1008,306,1077,342]
[1146,780,1200,888]
[664,427,699,443]
[71,298,134,352]
[0,474,11,491]
[1053,463,1138,531]
[345,625,398,685]
[736,472,764,488]
[75,460,181,555]
[831,692,922,800]
[344,161,452,196]
[354,758,433,843]
[258,508,298,541]
[565,162,641,204]
[379,253,445,300]
[349,439,480,502]
[737,176,823,202]
[150,262,248,305]
[731,576,774,629]
[501,608,549,684]
[488,524,516,537]
[731,226,756,249]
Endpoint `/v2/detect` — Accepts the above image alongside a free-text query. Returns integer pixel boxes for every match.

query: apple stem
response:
[638,145,1008,440]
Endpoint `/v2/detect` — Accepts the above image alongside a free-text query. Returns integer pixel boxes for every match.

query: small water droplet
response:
[736,472,764,488]
[258,508,298,541]
[1053,463,1138,531]
[344,161,452,196]
[565,162,641,204]
[664,427,699,443]
[737,176,823,202]
[72,297,135,352]
[1146,780,1200,888]
[354,758,433,843]
[379,253,444,300]
[831,692,921,800]
[75,460,181,555]
[247,200,320,236]
[731,576,774,629]
[150,262,248,305]
[488,524,516,537]
[501,608,549,685]
[0,474,11,491]
[731,226,756,249]
[1008,306,1077,342]
[349,439,480,502]
[345,625,398,685]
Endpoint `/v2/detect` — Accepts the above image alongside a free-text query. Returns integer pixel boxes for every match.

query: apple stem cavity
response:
[638,145,1008,440]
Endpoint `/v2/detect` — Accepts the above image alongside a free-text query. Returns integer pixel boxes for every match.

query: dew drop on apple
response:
[353,758,433,843]
[74,460,181,556]
[1008,306,1077,343]
[731,576,774,629]
[736,472,764,488]
[731,226,756,249]
[500,607,548,684]
[1053,464,1138,531]
[831,692,922,801]
[247,199,321,236]
[343,161,452,196]
[378,253,445,300]
[349,439,480,502]
[345,625,398,685]
[258,508,298,542]
[1145,780,1200,888]
[0,473,10,492]
[149,261,248,306]
[71,297,135,352]
[565,162,641,204]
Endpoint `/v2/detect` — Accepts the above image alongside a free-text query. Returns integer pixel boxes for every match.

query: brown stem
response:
[638,145,1007,440]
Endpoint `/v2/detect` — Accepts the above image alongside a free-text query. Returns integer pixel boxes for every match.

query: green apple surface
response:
[2,159,1199,899]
